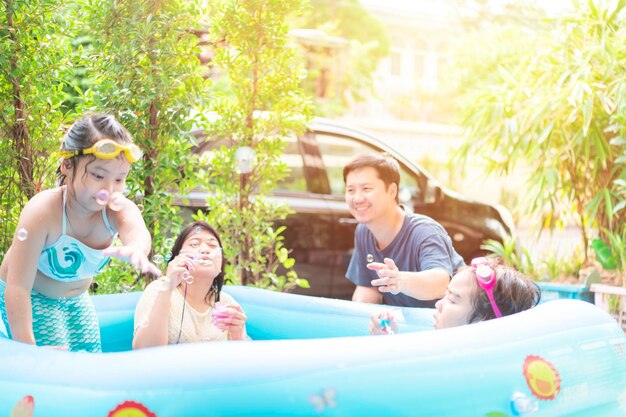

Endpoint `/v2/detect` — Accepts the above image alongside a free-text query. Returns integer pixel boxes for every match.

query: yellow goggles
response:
[54,139,142,163]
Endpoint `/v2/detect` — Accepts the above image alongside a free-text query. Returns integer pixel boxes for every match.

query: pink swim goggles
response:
[471,257,502,318]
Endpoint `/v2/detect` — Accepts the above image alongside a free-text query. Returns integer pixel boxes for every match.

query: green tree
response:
[197,0,312,291]
[453,0,626,261]
[290,0,389,116]
[83,0,211,290]
[0,0,74,256]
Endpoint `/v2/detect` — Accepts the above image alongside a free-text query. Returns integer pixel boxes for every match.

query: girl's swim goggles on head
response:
[471,257,503,318]
[54,139,142,163]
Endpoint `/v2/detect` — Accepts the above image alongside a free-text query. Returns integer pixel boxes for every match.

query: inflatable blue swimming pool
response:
[0,285,625,417]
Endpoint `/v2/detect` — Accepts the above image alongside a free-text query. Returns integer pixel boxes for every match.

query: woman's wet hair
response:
[169,221,225,304]
[468,257,541,323]
[56,113,134,186]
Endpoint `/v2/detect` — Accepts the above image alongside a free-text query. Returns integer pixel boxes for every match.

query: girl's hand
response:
[369,311,398,336]
[42,345,69,351]
[103,246,162,276]
[212,304,248,340]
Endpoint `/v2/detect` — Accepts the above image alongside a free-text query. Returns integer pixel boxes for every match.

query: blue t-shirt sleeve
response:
[416,225,458,277]
[346,225,373,287]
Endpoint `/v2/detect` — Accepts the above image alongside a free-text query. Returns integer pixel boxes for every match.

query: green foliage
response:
[481,234,535,277]
[454,0,626,261]
[83,0,211,290]
[197,0,312,291]
[481,233,585,283]
[0,0,74,256]
[603,226,626,286]
[290,0,389,115]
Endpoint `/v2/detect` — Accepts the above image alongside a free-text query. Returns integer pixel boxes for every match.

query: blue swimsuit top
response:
[37,188,116,282]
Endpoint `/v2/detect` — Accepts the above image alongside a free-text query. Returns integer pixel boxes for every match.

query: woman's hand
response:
[103,245,162,276]
[212,304,248,340]
[162,253,196,290]
[369,311,398,335]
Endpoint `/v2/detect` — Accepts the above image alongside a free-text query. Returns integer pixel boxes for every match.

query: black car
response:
[178,118,516,300]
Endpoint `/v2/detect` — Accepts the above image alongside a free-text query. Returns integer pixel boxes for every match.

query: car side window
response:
[275,134,307,192]
[196,135,307,193]
[315,133,421,203]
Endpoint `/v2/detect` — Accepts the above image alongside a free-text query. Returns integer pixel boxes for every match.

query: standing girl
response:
[0,113,159,352]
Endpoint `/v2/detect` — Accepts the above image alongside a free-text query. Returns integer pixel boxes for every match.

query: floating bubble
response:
[109,192,126,211]
[194,226,202,234]
[95,189,110,205]
[164,238,175,248]
[16,228,28,241]
[181,271,193,284]
[137,204,144,212]
[152,254,165,265]
[165,251,173,261]
[121,285,133,293]
[298,68,308,80]
[366,254,374,263]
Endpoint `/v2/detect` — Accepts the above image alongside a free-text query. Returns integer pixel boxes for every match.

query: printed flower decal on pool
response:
[309,387,337,414]
[107,400,156,417]
[523,355,560,400]
[10,395,34,417]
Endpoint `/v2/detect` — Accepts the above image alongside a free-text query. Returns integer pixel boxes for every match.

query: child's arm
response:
[5,196,51,345]
[105,201,160,275]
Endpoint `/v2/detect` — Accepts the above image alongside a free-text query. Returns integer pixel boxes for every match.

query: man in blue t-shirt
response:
[344,153,465,307]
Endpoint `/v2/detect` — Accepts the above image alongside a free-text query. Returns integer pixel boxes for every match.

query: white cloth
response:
[134,281,247,344]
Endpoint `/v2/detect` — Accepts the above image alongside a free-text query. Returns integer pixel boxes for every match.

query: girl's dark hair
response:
[169,221,225,304]
[342,152,401,204]
[468,257,541,323]
[56,113,134,186]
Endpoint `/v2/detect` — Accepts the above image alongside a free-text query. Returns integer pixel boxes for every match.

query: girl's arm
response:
[105,200,160,275]
[5,195,51,345]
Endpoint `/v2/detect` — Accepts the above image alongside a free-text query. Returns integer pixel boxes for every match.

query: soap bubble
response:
[152,254,165,265]
[137,204,144,212]
[95,189,110,205]
[181,271,193,284]
[194,226,202,234]
[109,192,126,211]
[366,254,374,263]
[164,238,175,248]
[16,228,28,241]
[165,251,173,261]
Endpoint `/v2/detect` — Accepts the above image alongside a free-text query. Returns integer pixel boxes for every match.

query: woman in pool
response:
[370,257,541,334]
[0,113,159,352]
[133,221,248,348]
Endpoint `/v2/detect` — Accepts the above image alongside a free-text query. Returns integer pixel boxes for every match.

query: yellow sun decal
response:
[107,400,157,417]
[523,355,561,400]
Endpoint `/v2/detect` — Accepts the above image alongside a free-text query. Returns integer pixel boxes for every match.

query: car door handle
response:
[338,217,358,224]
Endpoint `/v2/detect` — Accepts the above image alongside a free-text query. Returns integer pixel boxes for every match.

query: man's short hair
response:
[343,152,401,203]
